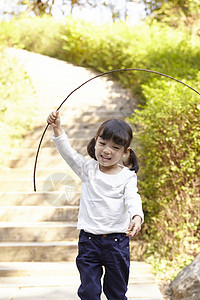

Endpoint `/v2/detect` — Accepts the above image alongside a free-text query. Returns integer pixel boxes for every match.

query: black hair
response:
[87,119,139,172]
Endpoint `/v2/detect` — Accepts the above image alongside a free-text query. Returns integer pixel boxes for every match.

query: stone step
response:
[24,116,132,145]
[30,110,132,134]
[0,285,163,300]
[0,168,78,180]
[0,222,78,242]
[0,241,78,262]
[0,176,81,192]
[0,262,79,278]
[0,192,80,206]
[0,261,154,281]
[23,138,87,148]
[0,277,80,287]
[24,122,101,140]
[11,137,89,153]
[0,206,79,222]
[28,117,132,143]
[37,106,131,120]
[8,154,88,169]
[12,128,93,152]
[58,111,128,125]
[0,239,147,262]
[31,108,126,126]
[33,108,130,120]
[9,143,88,159]
[8,146,88,161]
[61,113,128,127]
[30,106,129,121]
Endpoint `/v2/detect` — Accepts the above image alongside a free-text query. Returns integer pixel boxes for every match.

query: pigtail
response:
[87,137,97,160]
[123,148,139,173]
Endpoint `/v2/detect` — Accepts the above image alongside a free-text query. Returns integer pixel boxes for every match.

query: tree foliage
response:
[143,0,200,16]
[18,0,51,16]
[142,0,200,29]
[1,0,98,17]
[0,0,127,20]
[1,0,200,28]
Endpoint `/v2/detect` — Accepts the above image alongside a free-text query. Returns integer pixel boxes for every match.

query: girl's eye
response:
[113,146,120,150]
[99,142,106,145]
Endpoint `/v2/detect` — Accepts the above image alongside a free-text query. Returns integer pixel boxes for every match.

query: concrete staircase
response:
[0,49,163,299]
[0,108,147,261]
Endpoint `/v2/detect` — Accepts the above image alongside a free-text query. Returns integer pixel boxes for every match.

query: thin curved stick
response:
[33,68,200,191]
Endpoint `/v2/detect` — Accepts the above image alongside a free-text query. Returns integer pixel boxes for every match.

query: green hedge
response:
[0,47,35,166]
[1,15,200,280]
[128,79,200,279]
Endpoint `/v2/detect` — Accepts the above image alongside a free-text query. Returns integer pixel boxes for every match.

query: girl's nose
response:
[103,147,111,154]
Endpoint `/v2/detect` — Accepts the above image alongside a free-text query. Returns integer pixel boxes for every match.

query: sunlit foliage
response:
[0,47,35,166]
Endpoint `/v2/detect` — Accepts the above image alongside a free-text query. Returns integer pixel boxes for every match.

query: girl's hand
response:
[126,215,142,237]
[47,111,63,137]
[47,111,61,128]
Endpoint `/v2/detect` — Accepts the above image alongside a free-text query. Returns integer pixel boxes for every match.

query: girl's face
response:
[95,136,128,174]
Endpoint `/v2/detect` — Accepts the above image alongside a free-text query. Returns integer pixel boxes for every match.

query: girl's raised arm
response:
[49,111,88,179]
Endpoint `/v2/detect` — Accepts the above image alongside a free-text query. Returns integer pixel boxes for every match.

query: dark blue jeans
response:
[76,230,130,300]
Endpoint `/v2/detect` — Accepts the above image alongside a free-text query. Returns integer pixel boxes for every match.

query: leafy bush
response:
[0,47,35,166]
[0,15,66,59]
[128,78,200,279]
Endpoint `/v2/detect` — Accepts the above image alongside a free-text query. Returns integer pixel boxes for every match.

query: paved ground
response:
[2,48,163,300]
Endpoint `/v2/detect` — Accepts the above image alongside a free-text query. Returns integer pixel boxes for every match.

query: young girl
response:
[47,111,144,300]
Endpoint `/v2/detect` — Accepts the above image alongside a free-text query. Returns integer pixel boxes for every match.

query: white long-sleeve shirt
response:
[52,131,144,234]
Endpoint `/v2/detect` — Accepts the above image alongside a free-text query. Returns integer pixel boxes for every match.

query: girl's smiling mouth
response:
[101,155,111,160]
